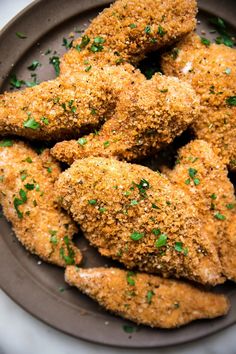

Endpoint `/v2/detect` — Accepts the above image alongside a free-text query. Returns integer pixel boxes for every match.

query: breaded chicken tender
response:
[60,0,197,73]
[161,33,236,169]
[65,266,229,328]
[0,0,197,142]
[51,74,199,164]
[164,140,236,281]
[0,140,82,266]
[56,157,224,285]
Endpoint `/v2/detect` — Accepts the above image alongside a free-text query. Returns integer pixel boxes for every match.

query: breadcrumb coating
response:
[165,140,236,281]
[56,157,224,285]
[161,33,236,169]
[65,266,229,328]
[51,74,199,164]
[60,0,197,73]
[0,140,82,266]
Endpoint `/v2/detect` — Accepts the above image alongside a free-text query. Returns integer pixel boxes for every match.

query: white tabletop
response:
[0,1,236,353]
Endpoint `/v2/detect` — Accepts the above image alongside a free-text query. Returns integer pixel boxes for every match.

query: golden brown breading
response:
[65,266,229,328]
[56,157,224,285]
[0,140,82,266]
[51,74,199,164]
[0,70,117,141]
[165,140,236,281]
[60,0,197,73]
[161,33,236,169]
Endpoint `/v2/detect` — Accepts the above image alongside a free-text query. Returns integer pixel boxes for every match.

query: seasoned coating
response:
[0,0,197,142]
[51,74,199,164]
[161,33,236,169]
[65,266,229,328]
[60,0,197,73]
[0,140,82,267]
[165,140,236,281]
[0,70,117,141]
[56,157,224,285]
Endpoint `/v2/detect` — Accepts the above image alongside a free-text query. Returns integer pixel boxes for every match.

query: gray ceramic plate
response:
[0,0,235,348]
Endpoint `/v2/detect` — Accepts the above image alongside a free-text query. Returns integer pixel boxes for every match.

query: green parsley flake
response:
[174,241,183,252]
[24,183,34,190]
[171,48,180,60]
[201,37,211,46]
[25,157,33,163]
[225,68,231,75]
[145,25,151,34]
[146,290,154,304]
[23,115,41,130]
[16,32,27,39]
[155,234,167,248]
[62,37,73,49]
[78,138,87,146]
[41,117,49,125]
[59,236,75,265]
[226,203,234,209]
[214,212,226,220]
[85,65,92,72]
[27,60,40,71]
[123,325,137,333]
[88,199,97,205]
[130,231,144,241]
[211,193,217,200]
[152,228,161,236]
[185,178,190,185]
[193,178,200,186]
[226,96,236,106]
[158,25,166,36]
[75,35,90,51]
[126,271,135,286]
[10,74,25,89]
[129,23,137,29]
[90,36,105,53]
[134,179,150,198]
[188,168,197,178]
[49,56,60,76]
[130,200,138,206]
[103,141,110,148]
[0,140,13,147]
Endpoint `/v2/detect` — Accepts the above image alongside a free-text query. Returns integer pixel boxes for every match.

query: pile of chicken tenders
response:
[1,0,236,329]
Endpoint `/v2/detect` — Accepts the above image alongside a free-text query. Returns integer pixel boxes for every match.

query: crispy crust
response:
[56,157,224,285]
[0,140,82,266]
[65,266,229,328]
[51,74,199,164]
[165,140,236,281]
[61,0,197,73]
[161,33,236,169]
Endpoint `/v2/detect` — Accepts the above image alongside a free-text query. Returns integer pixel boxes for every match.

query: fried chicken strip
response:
[56,157,224,285]
[0,140,82,266]
[65,266,229,328]
[60,0,197,73]
[161,33,236,169]
[164,140,236,281]
[51,74,199,164]
[0,0,197,142]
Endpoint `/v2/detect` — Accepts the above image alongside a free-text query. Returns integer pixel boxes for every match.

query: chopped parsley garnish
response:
[50,235,58,245]
[214,212,226,220]
[23,115,41,130]
[10,74,25,89]
[201,37,211,46]
[25,157,33,163]
[20,171,28,181]
[174,241,183,252]
[13,188,28,218]
[88,199,97,205]
[226,96,236,106]
[188,168,197,178]
[99,207,107,213]
[160,88,168,93]
[158,25,166,37]
[126,271,135,286]
[41,116,49,125]
[27,60,40,71]
[225,68,231,75]
[47,167,52,173]
[49,56,60,76]
[0,139,13,147]
[90,36,105,53]
[210,193,217,200]
[226,203,234,209]
[19,189,27,202]
[130,231,144,241]
[130,200,138,206]
[59,236,75,265]
[152,228,161,236]
[209,17,235,48]
[129,23,137,29]
[62,37,73,49]
[103,141,110,148]
[123,325,137,333]
[134,179,150,198]
[152,203,158,209]
[155,234,167,248]
[24,183,34,190]
[78,138,87,146]
[75,35,90,51]
[91,108,97,115]
[85,65,92,72]
[146,290,154,304]
[16,31,27,39]
[145,25,151,34]
[193,178,200,186]
[185,178,190,185]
